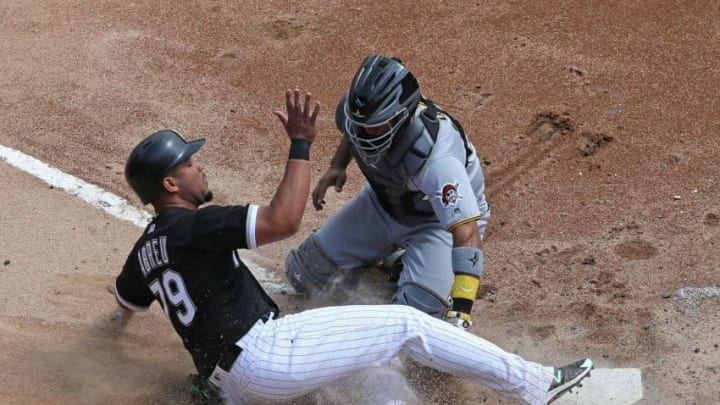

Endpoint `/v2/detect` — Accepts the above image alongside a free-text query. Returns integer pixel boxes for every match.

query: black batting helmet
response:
[125,129,205,204]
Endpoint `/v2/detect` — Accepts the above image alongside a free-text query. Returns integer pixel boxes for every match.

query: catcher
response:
[113,89,593,404]
[286,55,491,329]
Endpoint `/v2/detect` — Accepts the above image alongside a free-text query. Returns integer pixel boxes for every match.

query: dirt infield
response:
[1,1,718,403]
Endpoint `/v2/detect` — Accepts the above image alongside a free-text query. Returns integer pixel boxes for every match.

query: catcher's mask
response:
[125,129,205,204]
[345,55,421,167]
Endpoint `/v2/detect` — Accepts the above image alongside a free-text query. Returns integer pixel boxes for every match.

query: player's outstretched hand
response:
[274,88,320,143]
[312,166,346,210]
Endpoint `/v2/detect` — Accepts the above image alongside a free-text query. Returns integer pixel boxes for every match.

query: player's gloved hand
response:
[444,309,472,330]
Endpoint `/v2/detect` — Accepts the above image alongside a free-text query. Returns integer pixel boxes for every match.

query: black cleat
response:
[545,358,594,404]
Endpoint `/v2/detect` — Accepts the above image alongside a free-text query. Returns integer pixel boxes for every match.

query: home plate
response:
[553,368,642,404]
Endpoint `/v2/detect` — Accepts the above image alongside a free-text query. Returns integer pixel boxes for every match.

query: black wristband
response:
[289,139,311,160]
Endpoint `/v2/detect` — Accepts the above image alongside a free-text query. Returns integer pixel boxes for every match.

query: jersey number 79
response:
[149,269,197,326]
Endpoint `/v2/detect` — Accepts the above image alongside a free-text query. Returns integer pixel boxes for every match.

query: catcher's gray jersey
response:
[343,97,490,231]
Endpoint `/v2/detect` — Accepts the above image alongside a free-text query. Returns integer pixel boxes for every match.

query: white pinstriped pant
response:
[208,305,553,405]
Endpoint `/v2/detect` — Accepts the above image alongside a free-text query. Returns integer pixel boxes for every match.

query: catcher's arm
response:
[445,220,484,329]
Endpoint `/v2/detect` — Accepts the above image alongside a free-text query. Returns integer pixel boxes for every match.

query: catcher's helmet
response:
[344,55,420,166]
[125,129,205,204]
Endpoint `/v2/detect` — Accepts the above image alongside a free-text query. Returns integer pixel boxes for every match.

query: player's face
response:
[169,156,211,205]
[362,122,392,137]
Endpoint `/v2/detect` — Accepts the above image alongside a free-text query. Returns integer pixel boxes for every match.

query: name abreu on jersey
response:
[137,235,170,277]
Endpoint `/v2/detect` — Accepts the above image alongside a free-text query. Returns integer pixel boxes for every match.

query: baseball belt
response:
[217,344,242,372]
[217,312,274,372]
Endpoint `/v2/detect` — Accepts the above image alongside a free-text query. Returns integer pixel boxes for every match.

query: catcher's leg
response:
[285,185,395,293]
[284,233,342,293]
[390,224,454,317]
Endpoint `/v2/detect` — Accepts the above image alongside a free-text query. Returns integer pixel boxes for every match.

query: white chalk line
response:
[0,144,288,292]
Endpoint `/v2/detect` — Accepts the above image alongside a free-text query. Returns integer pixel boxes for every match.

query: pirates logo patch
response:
[436,182,462,208]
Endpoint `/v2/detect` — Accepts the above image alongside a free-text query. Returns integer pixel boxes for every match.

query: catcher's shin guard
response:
[391,282,450,318]
[285,234,341,293]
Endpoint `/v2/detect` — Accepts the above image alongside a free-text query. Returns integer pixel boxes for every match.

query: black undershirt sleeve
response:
[115,263,154,310]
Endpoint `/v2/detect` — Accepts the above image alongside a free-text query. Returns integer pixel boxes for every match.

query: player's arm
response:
[445,219,484,328]
[312,136,352,210]
[311,92,354,210]
[255,89,320,247]
[111,304,135,328]
[450,219,484,249]
[106,265,154,333]
[418,156,484,329]
[115,264,154,313]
